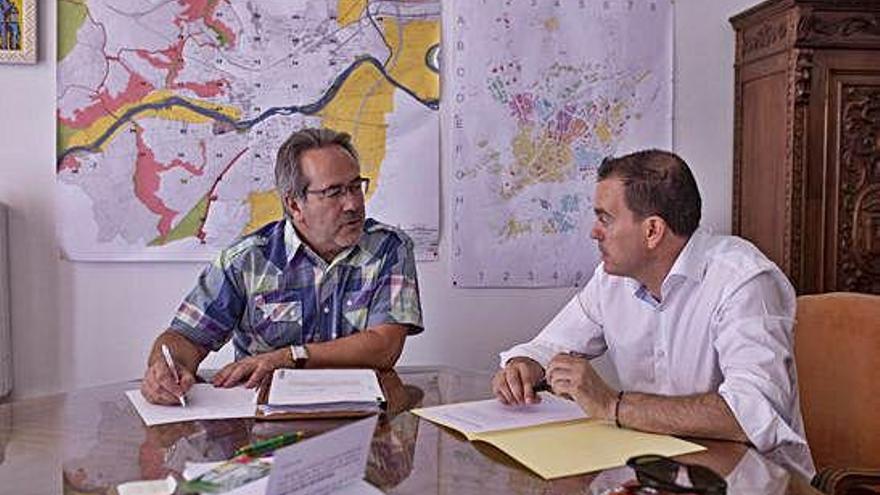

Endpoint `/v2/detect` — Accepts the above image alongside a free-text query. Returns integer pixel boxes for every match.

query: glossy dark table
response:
[0,366,820,494]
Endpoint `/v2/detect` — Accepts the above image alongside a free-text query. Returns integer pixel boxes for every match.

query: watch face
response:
[296,345,309,360]
[293,345,309,368]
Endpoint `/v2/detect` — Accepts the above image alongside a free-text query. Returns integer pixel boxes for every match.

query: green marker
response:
[234,431,304,458]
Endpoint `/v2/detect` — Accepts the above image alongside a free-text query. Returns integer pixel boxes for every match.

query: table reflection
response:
[0,367,819,495]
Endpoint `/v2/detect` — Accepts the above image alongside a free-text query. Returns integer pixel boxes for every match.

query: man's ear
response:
[643,216,667,250]
[286,195,306,224]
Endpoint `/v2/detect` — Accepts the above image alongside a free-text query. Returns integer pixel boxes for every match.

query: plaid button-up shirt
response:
[170,218,423,359]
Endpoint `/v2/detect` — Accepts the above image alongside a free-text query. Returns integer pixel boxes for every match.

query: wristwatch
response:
[290,344,310,369]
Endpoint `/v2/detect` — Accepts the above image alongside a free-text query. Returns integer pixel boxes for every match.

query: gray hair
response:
[274,127,359,206]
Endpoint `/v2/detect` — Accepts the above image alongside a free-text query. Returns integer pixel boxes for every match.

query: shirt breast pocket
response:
[251,294,303,348]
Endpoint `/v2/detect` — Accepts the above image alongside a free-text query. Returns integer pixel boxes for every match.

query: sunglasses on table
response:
[626,455,727,495]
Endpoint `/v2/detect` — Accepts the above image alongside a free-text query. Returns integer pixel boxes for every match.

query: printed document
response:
[266,415,379,495]
[412,392,586,436]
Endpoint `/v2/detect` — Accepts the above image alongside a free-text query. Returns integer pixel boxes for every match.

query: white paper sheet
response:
[267,369,385,406]
[412,392,587,434]
[116,476,176,495]
[125,384,258,426]
[266,415,379,495]
[185,460,383,495]
[178,475,379,495]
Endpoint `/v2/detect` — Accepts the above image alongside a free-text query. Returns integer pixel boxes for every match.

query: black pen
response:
[534,378,550,392]
[536,351,587,393]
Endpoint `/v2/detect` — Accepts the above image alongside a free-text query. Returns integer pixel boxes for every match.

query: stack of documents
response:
[126,369,385,426]
[412,393,705,479]
[257,369,386,418]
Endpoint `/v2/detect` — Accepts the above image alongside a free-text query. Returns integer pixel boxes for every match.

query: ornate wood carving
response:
[838,85,880,293]
[793,50,813,103]
[783,49,813,280]
[743,19,789,58]
[797,13,880,46]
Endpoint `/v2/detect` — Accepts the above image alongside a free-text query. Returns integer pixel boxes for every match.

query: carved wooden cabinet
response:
[731,0,880,294]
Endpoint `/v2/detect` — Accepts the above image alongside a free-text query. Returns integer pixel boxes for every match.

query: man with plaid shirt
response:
[141,128,423,405]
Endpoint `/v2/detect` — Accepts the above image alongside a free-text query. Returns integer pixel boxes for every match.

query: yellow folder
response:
[413,405,705,479]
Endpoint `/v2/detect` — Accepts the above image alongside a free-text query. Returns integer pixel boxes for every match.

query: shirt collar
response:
[284,218,304,265]
[663,229,708,285]
[283,218,364,268]
[624,229,708,304]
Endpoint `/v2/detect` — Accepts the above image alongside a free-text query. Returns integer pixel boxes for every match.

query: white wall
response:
[0,0,760,400]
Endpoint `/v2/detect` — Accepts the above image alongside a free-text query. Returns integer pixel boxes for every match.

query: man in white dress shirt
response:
[492,150,814,477]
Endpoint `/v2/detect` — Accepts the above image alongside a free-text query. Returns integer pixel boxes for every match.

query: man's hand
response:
[547,353,617,419]
[141,356,196,405]
[491,357,545,405]
[212,348,291,389]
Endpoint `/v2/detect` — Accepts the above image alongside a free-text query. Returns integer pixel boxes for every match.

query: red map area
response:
[58,62,156,131]
[177,0,237,46]
[133,129,206,236]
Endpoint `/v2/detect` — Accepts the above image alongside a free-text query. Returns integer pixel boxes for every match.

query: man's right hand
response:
[141,357,196,405]
[491,357,544,405]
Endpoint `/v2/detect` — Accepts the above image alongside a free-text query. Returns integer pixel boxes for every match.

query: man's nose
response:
[590,222,602,240]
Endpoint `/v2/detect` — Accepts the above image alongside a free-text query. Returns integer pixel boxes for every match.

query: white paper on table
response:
[116,476,176,495]
[266,415,379,495]
[267,369,385,406]
[179,476,379,495]
[125,384,258,426]
[412,392,587,434]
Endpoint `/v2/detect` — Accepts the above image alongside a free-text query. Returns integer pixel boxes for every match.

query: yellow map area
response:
[63,91,241,153]
[337,0,367,27]
[384,19,440,102]
[242,190,284,235]
[503,124,574,200]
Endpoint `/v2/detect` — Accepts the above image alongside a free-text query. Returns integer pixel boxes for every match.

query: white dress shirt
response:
[499,231,815,477]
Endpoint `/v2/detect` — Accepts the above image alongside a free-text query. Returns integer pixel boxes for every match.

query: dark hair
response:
[274,127,359,201]
[597,149,701,236]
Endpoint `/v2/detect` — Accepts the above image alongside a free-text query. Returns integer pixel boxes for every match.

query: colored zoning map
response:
[57,0,440,260]
[450,0,672,287]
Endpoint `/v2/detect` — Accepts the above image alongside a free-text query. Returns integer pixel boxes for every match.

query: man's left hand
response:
[212,348,291,389]
[546,353,618,420]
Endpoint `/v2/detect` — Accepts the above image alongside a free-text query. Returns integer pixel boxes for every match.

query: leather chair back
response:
[795,292,880,471]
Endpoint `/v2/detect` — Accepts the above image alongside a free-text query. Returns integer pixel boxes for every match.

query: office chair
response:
[795,292,880,494]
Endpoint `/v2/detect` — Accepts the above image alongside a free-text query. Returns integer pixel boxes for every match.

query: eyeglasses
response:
[627,455,727,495]
[304,177,370,200]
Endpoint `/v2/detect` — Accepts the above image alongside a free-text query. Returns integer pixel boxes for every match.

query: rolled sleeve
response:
[714,271,808,452]
[169,250,245,351]
[366,233,423,335]
[499,273,606,369]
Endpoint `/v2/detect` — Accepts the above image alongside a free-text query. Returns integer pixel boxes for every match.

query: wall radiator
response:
[0,203,10,399]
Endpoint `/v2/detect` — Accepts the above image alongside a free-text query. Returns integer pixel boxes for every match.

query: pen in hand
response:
[538,351,589,396]
[161,344,187,407]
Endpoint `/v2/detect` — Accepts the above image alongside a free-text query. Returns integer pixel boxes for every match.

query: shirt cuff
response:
[498,340,568,370]
[365,313,424,335]
[168,318,228,352]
